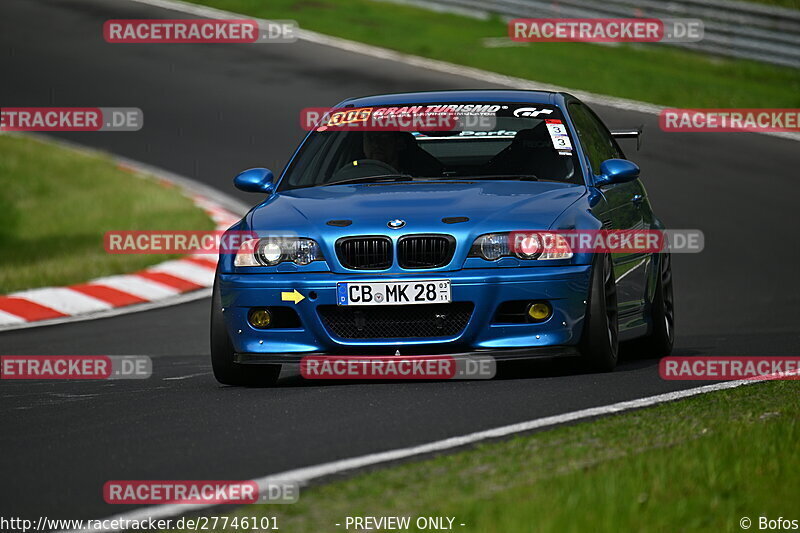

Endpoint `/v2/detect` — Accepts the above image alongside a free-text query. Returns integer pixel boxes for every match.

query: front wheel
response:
[211,275,281,387]
[579,254,619,372]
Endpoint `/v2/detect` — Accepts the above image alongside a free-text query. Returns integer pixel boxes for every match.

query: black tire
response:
[636,253,675,356]
[211,275,281,387]
[579,254,619,372]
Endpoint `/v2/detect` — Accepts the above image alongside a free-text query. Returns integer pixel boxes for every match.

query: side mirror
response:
[595,159,640,187]
[233,168,275,194]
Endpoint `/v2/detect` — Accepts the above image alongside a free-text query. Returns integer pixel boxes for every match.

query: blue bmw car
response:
[211,90,674,386]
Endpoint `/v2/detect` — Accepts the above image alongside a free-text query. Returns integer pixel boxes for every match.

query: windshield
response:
[278,102,583,191]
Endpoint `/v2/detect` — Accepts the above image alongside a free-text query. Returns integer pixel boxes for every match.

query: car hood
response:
[245,180,586,273]
[248,180,586,235]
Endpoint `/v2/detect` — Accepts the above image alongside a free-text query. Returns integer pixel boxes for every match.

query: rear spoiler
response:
[611,125,643,151]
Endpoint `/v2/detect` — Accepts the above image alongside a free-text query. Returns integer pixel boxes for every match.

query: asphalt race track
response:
[1,0,799,522]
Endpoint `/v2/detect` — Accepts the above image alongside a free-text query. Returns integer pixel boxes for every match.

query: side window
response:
[568,102,622,176]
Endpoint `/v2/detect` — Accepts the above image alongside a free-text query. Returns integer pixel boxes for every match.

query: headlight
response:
[469,232,573,261]
[260,240,283,265]
[536,233,573,260]
[515,232,542,259]
[292,239,318,266]
[234,238,324,267]
[470,233,510,261]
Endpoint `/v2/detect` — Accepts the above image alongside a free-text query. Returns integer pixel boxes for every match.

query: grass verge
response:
[187,0,800,108]
[0,134,215,293]
[195,380,799,532]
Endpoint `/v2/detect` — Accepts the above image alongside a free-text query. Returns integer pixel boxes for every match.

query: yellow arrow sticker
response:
[281,289,305,304]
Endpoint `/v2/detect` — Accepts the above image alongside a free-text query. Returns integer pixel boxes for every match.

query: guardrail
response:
[394,0,800,68]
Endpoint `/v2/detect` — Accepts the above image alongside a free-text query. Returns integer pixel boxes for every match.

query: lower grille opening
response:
[318,302,474,339]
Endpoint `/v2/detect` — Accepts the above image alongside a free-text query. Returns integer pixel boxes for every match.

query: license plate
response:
[337,280,451,306]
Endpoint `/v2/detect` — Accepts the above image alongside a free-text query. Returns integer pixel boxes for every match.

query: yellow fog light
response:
[248,308,272,329]
[527,302,551,321]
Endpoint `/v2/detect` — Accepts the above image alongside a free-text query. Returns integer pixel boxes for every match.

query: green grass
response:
[187,0,800,108]
[0,135,215,293]
[185,380,799,533]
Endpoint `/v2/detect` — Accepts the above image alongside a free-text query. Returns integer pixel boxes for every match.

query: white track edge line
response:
[61,377,768,532]
[126,0,800,142]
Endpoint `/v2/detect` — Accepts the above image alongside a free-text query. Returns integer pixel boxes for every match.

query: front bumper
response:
[234,346,581,364]
[218,265,592,358]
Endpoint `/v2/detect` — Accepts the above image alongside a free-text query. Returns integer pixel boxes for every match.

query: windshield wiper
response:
[323,174,414,186]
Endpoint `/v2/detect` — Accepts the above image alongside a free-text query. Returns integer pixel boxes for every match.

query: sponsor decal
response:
[301,105,497,132]
[456,129,517,137]
[326,107,374,128]
[512,107,554,118]
[424,104,503,115]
